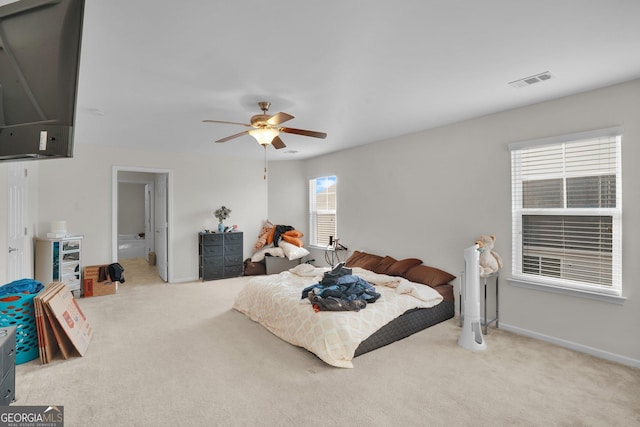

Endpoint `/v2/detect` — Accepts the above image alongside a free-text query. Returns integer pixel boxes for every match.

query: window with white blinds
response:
[509,128,622,296]
[309,176,337,247]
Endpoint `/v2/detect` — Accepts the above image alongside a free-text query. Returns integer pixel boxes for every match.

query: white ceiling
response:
[73,0,640,161]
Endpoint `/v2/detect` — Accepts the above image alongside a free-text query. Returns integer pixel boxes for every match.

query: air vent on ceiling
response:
[508,71,553,88]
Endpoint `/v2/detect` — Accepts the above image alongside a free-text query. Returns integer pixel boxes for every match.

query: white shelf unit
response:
[35,236,83,296]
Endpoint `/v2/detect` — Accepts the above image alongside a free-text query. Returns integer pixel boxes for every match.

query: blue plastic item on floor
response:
[0,279,44,364]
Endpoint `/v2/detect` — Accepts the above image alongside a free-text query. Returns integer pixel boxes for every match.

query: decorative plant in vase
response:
[214,206,231,232]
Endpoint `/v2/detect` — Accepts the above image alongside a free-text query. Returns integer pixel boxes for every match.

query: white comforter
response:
[232,265,443,368]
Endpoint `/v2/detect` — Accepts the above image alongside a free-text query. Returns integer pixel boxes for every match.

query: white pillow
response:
[251,246,285,262]
[278,240,310,261]
[289,263,314,275]
[289,263,328,277]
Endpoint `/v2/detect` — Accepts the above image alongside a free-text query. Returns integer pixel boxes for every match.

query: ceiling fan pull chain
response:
[263,144,268,181]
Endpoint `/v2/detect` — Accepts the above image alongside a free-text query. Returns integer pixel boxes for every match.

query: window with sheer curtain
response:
[309,176,337,247]
[509,127,622,296]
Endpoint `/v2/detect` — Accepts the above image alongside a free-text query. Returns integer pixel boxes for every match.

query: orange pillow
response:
[281,234,304,247]
[267,227,276,245]
[283,229,304,238]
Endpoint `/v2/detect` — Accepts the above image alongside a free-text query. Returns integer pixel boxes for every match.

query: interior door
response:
[155,173,168,282]
[144,183,154,261]
[6,163,29,281]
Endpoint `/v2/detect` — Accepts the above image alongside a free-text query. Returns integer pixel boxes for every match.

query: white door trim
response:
[154,173,168,282]
[6,162,29,281]
[117,178,155,261]
[111,166,173,282]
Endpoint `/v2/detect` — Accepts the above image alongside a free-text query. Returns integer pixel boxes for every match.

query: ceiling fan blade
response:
[203,119,253,128]
[280,127,327,139]
[216,130,250,143]
[267,112,294,126]
[271,136,286,149]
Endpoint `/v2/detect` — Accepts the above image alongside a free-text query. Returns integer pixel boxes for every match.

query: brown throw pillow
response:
[345,250,366,266]
[345,251,383,271]
[404,264,456,287]
[357,254,384,271]
[385,258,423,276]
[372,256,397,274]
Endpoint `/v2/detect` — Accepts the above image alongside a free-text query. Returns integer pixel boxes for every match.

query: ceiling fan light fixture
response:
[205,101,326,149]
[249,128,279,146]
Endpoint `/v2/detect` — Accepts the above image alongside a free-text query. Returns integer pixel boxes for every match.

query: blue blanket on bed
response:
[301,275,381,303]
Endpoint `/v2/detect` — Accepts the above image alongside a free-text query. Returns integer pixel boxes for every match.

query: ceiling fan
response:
[203,101,327,149]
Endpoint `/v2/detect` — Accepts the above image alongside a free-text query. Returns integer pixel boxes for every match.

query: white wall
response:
[34,144,268,282]
[118,182,145,235]
[266,161,307,229]
[268,79,640,365]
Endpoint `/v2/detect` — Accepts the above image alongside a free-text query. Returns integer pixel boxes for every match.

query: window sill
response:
[308,244,334,251]
[308,245,349,252]
[508,277,626,305]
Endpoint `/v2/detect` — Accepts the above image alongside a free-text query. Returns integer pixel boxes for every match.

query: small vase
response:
[218,223,225,232]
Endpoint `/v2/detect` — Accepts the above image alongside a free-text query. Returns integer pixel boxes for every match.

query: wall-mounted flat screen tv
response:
[0,0,84,161]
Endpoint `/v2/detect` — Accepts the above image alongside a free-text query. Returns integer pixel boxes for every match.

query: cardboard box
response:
[35,282,94,363]
[83,265,117,297]
[35,282,72,363]
[45,283,92,356]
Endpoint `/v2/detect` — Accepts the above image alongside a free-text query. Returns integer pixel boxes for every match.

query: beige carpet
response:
[14,259,640,426]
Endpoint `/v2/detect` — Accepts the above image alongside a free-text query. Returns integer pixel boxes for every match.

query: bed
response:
[233,251,456,368]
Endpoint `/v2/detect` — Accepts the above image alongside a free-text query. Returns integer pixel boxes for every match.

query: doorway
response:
[111,166,172,283]
[6,162,30,282]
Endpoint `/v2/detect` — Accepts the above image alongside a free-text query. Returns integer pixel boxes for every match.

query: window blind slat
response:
[309,176,337,247]
[512,131,621,293]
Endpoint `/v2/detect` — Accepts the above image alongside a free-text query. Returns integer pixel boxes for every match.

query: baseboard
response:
[173,276,200,283]
[499,322,640,369]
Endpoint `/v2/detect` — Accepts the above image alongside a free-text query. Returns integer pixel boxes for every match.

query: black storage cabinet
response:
[199,232,243,280]
[0,326,16,405]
